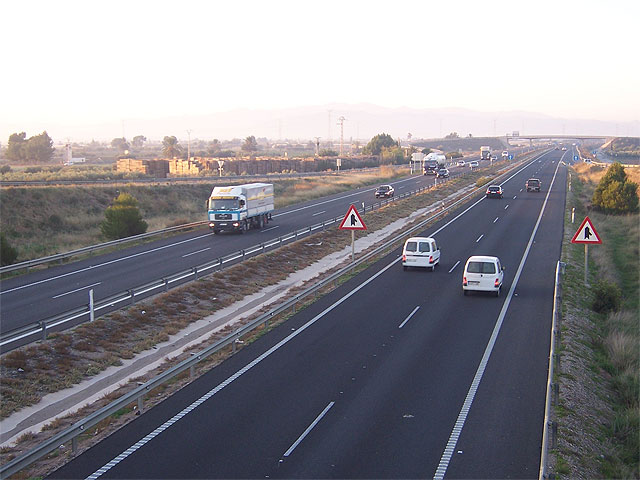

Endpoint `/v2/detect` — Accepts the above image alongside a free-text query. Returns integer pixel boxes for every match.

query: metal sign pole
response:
[89,289,95,322]
[351,230,355,262]
[584,244,588,285]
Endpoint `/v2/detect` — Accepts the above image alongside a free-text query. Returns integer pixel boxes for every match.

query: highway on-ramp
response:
[49,148,570,478]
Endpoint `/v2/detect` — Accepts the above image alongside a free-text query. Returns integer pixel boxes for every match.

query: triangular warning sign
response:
[339,204,367,231]
[571,216,602,244]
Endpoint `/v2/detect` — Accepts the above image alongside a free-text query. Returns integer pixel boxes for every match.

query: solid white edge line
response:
[85,253,400,479]
[433,155,562,480]
[398,306,420,329]
[283,401,335,457]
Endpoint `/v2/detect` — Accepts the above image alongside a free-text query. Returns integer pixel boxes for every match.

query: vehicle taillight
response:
[429,255,433,263]
[463,277,467,286]
[494,278,500,287]
[402,254,406,261]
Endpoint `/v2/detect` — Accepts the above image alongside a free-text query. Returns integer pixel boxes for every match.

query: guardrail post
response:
[163,278,169,292]
[551,421,558,449]
[129,289,135,305]
[553,382,559,405]
[41,321,47,341]
[137,396,143,413]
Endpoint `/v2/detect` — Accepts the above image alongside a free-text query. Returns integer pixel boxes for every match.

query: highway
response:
[0,157,494,338]
[49,148,571,478]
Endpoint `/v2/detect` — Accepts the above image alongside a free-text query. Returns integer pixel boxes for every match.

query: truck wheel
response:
[258,215,264,228]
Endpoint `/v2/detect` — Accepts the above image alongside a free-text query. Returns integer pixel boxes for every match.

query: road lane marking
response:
[85,250,400,479]
[504,204,509,210]
[433,151,563,480]
[475,234,483,243]
[493,217,499,223]
[398,306,420,329]
[312,210,326,216]
[448,261,460,273]
[181,247,210,258]
[283,401,335,457]
[52,282,101,299]
[513,195,517,199]
[1,233,215,295]
[261,225,280,232]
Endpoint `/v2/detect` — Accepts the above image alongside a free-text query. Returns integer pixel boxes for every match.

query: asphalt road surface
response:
[49,148,571,478]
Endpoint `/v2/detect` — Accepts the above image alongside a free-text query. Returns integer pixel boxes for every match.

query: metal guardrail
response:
[539,260,564,479]
[0,189,426,349]
[0,221,208,275]
[0,151,547,478]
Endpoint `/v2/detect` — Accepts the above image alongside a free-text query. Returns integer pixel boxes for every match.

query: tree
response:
[25,131,55,163]
[208,139,221,155]
[241,135,258,153]
[162,136,182,158]
[100,193,148,240]
[6,132,27,161]
[131,135,147,148]
[0,232,18,266]
[363,133,398,156]
[445,132,460,139]
[592,162,639,213]
[319,149,339,157]
[111,137,130,153]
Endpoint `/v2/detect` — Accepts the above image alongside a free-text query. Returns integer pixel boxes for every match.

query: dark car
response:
[375,184,394,198]
[436,168,450,178]
[486,185,503,198]
[526,178,541,192]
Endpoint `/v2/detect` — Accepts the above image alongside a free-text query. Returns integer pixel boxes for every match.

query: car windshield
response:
[378,186,389,192]
[405,241,417,252]
[489,187,500,192]
[467,261,496,274]
[529,180,539,185]
[209,198,239,210]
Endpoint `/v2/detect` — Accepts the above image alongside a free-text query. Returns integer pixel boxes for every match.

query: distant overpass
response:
[504,134,611,145]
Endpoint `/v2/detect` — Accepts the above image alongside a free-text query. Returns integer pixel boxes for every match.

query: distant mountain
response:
[1,103,637,143]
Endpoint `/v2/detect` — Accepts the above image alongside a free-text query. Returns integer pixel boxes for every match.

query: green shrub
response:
[592,162,639,213]
[0,232,18,266]
[100,193,148,240]
[592,279,622,313]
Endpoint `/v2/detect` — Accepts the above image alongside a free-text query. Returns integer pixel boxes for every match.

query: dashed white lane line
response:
[52,282,101,299]
[312,211,326,216]
[504,204,509,210]
[448,260,461,274]
[493,217,499,223]
[181,247,210,258]
[283,401,335,457]
[475,234,484,243]
[399,306,420,329]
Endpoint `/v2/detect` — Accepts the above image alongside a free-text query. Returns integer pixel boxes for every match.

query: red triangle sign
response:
[339,205,367,230]
[571,216,602,244]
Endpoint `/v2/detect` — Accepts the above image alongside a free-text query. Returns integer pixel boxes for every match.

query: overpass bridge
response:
[504,134,611,146]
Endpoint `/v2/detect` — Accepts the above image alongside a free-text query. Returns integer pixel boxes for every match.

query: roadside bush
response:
[592,162,639,213]
[100,193,148,240]
[0,165,11,174]
[592,279,622,313]
[0,232,18,266]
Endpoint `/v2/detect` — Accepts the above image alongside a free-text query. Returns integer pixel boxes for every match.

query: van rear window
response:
[405,242,417,252]
[467,261,496,274]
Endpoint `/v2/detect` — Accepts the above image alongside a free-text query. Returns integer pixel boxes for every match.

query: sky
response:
[1,0,638,141]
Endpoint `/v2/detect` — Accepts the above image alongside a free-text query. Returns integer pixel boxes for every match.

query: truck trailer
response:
[423,152,446,175]
[207,183,274,234]
[480,146,491,160]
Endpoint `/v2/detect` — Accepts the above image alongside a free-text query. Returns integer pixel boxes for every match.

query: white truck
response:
[480,146,491,160]
[207,183,274,234]
[423,152,446,175]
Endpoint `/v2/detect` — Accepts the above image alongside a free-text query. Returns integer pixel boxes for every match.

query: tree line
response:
[5,131,55,163]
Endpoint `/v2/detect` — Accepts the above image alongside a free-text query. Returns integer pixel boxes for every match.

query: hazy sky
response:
[1,0,638,140]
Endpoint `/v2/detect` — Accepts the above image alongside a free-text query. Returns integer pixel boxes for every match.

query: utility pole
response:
[314,137,321,157]
[337,116,346,156]
[186,129,192,160]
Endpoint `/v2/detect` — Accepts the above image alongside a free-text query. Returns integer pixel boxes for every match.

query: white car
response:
[402,237,440,271]
[462,255,504,296]
[469,161,479,167]
[457,160,466,166]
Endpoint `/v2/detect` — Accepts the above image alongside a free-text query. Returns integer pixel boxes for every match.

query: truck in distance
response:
[208,183,274,234]
[480,146,491,160]
[423,152,446,175]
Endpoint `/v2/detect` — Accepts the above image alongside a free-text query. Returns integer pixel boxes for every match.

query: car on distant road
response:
[469,161,479,167]
[486,185,503,198]
[374,184,394,198]
[526,178,541,192]
[457,160,466,166]
[463,255,505,296]
[402,237,440,271]
[436,168,450,178]
[491,155,497,161]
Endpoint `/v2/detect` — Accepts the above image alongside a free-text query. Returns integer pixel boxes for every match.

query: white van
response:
[462,255,504,296]
[402,237,440,271]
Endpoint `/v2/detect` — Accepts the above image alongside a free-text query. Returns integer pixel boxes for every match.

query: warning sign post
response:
[571,216,602,284]
[339,205,367,262]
